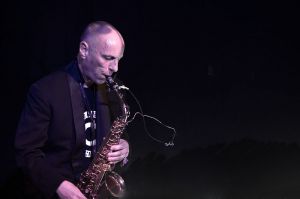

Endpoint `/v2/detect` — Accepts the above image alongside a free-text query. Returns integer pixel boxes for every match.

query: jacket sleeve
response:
[14,83,66,198]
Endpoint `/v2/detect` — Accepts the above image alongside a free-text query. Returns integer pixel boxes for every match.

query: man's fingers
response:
[108,150,128,157]
[107,139,129,164]
[108,150,122,157]
[110,145,123,151]
[110,141,128,151]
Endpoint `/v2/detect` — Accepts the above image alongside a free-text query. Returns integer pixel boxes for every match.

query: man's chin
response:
[94,78,106,85]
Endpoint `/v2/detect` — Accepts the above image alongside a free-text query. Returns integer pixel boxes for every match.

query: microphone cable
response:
[118,84,176,147]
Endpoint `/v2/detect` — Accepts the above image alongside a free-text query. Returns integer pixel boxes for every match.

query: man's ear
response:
[79,41,89,59]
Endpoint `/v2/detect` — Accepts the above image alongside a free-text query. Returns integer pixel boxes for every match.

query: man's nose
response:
[109,61,119,73]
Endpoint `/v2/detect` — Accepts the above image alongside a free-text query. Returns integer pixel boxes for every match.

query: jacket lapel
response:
[66,62,85,149]
[65,62,86,176]
[68,75,85,148]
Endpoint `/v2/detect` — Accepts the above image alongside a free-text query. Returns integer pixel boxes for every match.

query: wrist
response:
[121,157,128,167]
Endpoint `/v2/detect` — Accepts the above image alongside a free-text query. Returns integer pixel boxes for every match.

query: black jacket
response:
[15,61,124,198]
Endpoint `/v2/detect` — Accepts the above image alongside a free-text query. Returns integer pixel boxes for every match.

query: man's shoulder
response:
[32,61,76,87]
[32,69,67,87]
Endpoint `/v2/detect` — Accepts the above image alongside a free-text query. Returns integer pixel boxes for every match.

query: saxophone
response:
[77,76,129,199]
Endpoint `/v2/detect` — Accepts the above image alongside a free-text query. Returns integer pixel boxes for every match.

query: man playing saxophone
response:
[15,21,129,199]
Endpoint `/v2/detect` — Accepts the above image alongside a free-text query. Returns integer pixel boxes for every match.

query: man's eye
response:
[104,56,114,60]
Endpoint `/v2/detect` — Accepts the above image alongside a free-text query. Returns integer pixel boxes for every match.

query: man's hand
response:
[107,139,129,164]
[56,180,87,199]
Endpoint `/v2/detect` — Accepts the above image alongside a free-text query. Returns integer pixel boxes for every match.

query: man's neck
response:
[77,62,93,87]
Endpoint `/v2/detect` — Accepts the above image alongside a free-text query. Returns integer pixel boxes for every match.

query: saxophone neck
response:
[105,76,129,92]
[105,76,130,118]
[105,76,118,91]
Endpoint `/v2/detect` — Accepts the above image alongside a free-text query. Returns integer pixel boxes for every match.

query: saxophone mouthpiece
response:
[105,76,118,91]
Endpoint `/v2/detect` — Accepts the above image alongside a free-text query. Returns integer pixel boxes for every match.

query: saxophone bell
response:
[104,171,126,197]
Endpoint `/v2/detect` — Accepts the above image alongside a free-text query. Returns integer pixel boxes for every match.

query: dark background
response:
[1,0,299,198]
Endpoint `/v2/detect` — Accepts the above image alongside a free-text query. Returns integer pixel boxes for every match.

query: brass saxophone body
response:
[77,77,129,199]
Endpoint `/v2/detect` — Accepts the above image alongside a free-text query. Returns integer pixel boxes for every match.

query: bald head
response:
[80,21,124,50]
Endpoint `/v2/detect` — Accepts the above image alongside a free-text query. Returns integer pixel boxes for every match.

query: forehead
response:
[94,34,124,57]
